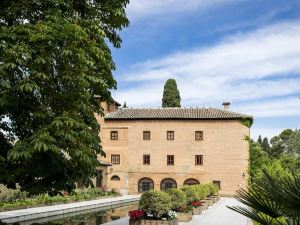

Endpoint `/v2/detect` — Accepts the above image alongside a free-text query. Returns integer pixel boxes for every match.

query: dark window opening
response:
[167,155,174,165]
[195,131,203,141]
[111,131,118,140]
[143,131,151,140]
[111,154,120,164]
[161,178,177,191]
[195,155,203,165]
[167,131,174,140]
[213,180,221,190]
[111,175,120,181]
[143,154,150,165]
[184,178,200,185]
[138,178,154,192]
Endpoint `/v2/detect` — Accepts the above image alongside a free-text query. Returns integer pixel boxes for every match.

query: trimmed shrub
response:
[194,185,210,199]
[203,183,219,196]
[139,190,172,218]
[165,188,187,211]
[180,185,200,203]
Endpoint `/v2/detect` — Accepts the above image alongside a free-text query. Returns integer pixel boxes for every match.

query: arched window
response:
[111,175,120,181]
[138,178,154,192]
[160,178,177,191]
[183,178,200,185]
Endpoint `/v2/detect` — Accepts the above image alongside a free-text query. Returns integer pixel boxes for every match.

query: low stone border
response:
[0,195,140,224]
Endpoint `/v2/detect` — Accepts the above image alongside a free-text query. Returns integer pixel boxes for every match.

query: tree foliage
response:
[237,129,300,225]
[228,170,300,225]
[0,0,129,195]
[162,79,181,107]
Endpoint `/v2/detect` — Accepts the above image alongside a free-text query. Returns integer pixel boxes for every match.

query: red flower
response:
[129,210,145,220]
[191,201,203,207]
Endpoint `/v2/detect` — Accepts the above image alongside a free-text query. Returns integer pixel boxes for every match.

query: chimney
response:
[222,101,230,110]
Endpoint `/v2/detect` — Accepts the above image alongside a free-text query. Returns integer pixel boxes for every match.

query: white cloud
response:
[126,0,236,21]
[116,20,300,116]
[234,97,300,118]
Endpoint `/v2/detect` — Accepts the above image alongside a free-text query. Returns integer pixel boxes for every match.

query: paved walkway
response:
[179,197,252,225]
[0,195,140,223]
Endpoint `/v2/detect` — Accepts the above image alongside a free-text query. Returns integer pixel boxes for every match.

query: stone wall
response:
[96,113,249,196]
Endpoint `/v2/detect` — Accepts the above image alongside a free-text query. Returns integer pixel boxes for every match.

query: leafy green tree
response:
[0,0,129,194]
[162,79,181,107]
[249,139,270,180]
[228,170,300,225]
[270,129,299,158]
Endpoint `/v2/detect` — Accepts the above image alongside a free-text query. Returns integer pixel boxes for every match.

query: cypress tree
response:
[262,137,270,152]
[257,135,262,145]
[162,79,181,107]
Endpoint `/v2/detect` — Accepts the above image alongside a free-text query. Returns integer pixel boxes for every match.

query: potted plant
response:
[129,210,146,225]
[134,190,178,225]
[190,201,201,214]
[181,185,205,215]
[203,184,219,203]
[166,188,192,222]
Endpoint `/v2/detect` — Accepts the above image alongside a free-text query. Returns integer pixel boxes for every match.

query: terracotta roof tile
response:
[104,108,252,120]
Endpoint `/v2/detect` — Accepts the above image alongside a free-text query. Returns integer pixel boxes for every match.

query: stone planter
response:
[177,211,192,222]
[204,198,214,206]
[210,196,218,203]
[212,195,220,201]
[192,206,202,215]
[200,205,205,212]
[201,200,210,209]
[129,219,178,225]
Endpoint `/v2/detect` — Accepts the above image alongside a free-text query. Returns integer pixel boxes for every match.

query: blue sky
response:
[110,0,300,140]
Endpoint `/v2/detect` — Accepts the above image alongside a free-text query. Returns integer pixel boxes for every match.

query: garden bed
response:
[0,186,119,211]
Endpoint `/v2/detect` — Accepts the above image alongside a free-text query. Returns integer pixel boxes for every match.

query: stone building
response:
[95,100,252,196]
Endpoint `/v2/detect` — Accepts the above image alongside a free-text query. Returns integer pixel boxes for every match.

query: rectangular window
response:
[213,180,221,190]
[195,155,203,165]
[143,154,150,165]
[167,131,174,140]
[111,131,118,140]
[111,154,120,164]
[167,155,174,165]
[195,131,203,140]
[143,131,151,140]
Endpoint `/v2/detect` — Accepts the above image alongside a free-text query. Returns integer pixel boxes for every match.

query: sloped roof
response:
[105,108,252,120]
[99,160,112,166]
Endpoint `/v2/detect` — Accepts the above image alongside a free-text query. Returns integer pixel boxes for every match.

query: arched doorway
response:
[160,178,177,191]
[183,178,200,185]
[138,177,154,192]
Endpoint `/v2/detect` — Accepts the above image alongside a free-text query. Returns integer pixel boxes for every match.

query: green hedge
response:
[0,186,119,211]
[180,184,215,203]
[165,188,187,211]
[139,190,172,218]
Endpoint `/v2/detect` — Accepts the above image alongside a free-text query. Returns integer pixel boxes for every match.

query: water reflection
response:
[5,202,138,225]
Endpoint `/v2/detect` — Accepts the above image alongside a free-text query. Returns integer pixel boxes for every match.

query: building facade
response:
[95,101,252,196]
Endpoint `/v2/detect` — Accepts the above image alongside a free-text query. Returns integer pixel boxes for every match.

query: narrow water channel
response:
[8,202,138,225]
